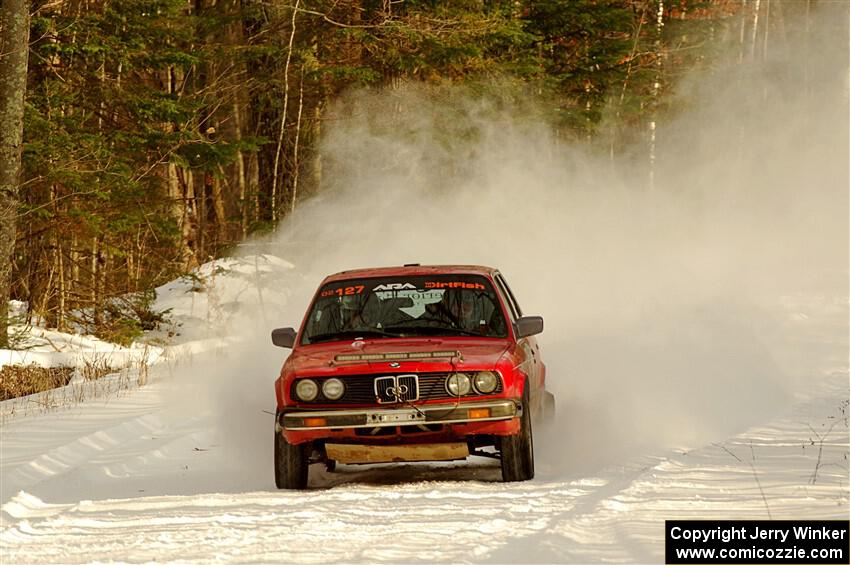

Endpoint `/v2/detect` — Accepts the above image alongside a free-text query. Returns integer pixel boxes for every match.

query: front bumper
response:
[279,399,520,431]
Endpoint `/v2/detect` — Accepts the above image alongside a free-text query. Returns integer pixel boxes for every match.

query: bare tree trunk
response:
[237,145,247,239]
[761,0,770,102]
[197,172,208,259]
[312,104,323,191]
[648,0,664,191]
[612,2,647,163]
[101,244,109,317]
[39,245,55,324]
[739,0,748,64]
[248,150,260,226]
[50,183,66,330]
[230,81,251,239]
[91,237,101,326]
[804,0,811,98]
[168,64,195,269]
[0,0,30,347]
[127,238,135,291]
[762,0,770,62]
[210,172,228,239]
[271,0,301,226]
[71,231,80,294]
[290,68,305,215]
[167,162,194,268]
[750,0,761,60]
[179,168,198,269]
[56,232,66,330]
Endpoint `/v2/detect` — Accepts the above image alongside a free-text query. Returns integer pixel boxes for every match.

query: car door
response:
[494,273,544,408]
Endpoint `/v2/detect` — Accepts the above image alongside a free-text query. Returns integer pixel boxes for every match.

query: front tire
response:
[500,384,535,482]
[274,431,309,489]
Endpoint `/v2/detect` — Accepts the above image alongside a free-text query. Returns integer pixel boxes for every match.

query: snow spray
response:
[175,5,848,481]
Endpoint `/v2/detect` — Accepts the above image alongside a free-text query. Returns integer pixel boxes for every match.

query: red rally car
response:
[271,264,554,488]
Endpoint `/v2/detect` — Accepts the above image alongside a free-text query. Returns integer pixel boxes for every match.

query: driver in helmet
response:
[339,294,369,330]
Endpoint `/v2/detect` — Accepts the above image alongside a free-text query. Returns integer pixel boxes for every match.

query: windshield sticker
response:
[321,285,365,298]
[303,275,508,344]
[372,283,417,291]
[424,281,486,290]
[375,288,445,318]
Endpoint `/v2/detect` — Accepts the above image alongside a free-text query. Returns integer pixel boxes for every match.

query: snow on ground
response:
[0,369,846,563]
[152,254,296,344]
[0,257,847,563]
[0,255,298,419]
[0,325,159,372]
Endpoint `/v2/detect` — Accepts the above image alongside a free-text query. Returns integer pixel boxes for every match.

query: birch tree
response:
[0,0,30,347]
[649,0,664,191]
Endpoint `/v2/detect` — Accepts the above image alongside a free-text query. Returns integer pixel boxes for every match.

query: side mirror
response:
[515,316,543,338]
[271,327,297,348]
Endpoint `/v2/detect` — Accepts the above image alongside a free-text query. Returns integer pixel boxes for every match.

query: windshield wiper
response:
[307,329,400,344]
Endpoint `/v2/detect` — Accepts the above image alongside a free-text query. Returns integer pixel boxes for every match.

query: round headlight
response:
[473,371,498,394]
[322,378,345,400]
[445,373,471,397]
[295,379,318,401]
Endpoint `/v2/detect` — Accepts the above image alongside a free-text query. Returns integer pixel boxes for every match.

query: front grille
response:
[375,376,396,403]
[291,372,502,405]
[374,375,419,403]
[397,375,418,402]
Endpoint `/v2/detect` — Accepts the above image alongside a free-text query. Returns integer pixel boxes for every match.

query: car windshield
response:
[301,275,509,344]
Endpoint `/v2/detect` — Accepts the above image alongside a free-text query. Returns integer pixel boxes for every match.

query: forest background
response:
[0,0,820,346]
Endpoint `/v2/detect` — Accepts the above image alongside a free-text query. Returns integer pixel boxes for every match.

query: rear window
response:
[301,275,508,344]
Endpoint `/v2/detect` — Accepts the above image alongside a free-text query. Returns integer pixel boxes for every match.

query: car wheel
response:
[500,383,535,482]
[274,431,309,489]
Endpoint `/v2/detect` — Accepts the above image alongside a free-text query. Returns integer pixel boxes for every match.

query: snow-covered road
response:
[2,258,848,563]
[3,5,849,558]
[1,254,847,563]
[1,355,846,563]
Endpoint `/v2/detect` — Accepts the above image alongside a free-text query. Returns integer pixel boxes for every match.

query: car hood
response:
[286,338,511,376]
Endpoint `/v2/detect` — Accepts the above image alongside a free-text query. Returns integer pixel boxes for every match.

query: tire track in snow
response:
[1,371,846,562]
[1,480,599,563]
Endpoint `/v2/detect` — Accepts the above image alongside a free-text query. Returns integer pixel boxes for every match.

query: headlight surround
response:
[295,378,318,401]
[322,378,345,400]
[445,373,472,397]
[473,371,499,394]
